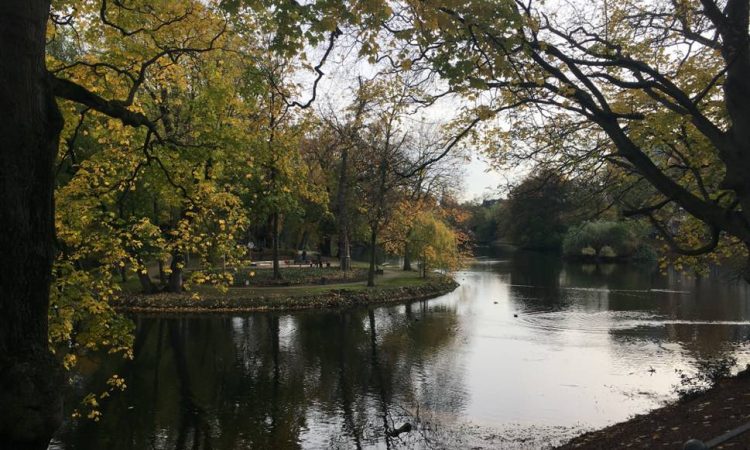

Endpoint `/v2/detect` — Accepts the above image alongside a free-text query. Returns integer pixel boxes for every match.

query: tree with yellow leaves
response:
[408,211,462,278]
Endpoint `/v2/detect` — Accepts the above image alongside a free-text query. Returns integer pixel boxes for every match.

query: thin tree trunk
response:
[367,226,378,287]
[0,2,65,447]
[272,212,281,279]
[337,147,351,271]
[368,140,389,286]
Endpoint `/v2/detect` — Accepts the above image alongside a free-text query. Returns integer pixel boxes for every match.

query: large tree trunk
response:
[158,260,167,285]
[137,258,157,294]
[403,241,412,271]
[138,272,158,294]
[297,229,309,252]
[167,252,184,293]
[320,234,332,257]
[716,2,750,227]
[336,147,351,271]
[0,1,65,448]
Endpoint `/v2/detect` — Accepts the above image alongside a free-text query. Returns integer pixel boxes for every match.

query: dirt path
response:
[557,372,750,449]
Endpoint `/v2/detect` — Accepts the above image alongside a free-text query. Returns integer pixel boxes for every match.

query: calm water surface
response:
[51,250,750,449]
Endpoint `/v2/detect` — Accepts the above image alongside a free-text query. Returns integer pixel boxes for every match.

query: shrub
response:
[563,228,587,256]
[563,220,642,258]
[581,246,596,257]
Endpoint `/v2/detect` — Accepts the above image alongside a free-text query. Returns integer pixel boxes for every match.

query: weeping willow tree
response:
[408,212,462,278]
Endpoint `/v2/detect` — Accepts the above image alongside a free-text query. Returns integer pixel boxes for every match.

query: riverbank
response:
[113,272,458,313]
[557,369,750,449]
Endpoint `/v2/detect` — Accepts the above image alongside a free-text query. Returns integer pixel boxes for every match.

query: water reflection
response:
[52,250,750,449]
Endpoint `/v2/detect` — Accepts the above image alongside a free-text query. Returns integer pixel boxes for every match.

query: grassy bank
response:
[557,370,750,449]
[113,271,458,313]
[198,266,369,287]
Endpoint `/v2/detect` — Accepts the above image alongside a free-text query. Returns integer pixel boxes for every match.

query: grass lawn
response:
[118,268,429,298]
[200,269,428,298]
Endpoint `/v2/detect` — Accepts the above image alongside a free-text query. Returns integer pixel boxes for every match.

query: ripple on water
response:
[508,283,692,295]
[514,310,750,335]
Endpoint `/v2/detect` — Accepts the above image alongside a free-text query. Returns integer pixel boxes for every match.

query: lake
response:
[50,249,750,449]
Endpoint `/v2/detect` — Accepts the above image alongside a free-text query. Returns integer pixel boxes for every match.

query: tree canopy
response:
[366,0,750,274]
[2,0,750,447]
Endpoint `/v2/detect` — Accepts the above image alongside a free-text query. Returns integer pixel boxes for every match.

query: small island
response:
[114,266,459,313]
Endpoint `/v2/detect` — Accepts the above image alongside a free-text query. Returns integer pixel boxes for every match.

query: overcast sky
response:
[295,34,515,203]
[313,75,510,202]
[462,153,504,201]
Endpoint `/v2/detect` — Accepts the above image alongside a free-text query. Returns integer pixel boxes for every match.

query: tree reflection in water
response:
[52,251,750,449]
[54,302,462,449]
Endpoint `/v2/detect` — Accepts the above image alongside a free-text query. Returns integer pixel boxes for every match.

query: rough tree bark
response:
[0,1,65,448]
[167,252,184,293]
[138,271,158,294]
[158,260,167,285]
[137,258,157,294]
[403,239,412,271]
